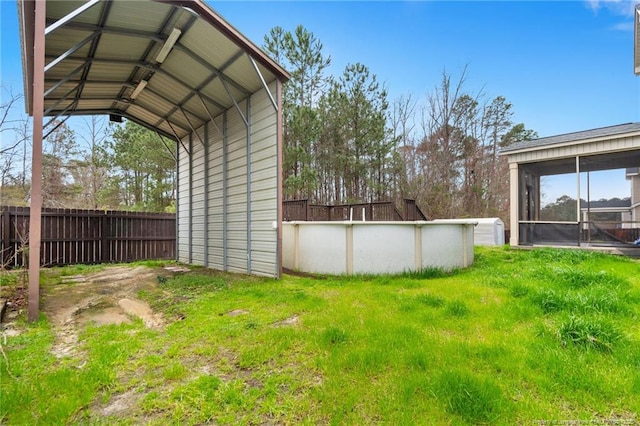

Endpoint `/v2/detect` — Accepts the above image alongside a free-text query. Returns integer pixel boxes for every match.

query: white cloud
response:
[609,21,634,31]
[586,0,636,17]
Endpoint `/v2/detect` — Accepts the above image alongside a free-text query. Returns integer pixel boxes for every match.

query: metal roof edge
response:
[500,123,640,156]
[157,0,290,82]
[17,0,34,115]
[635,4,640,75]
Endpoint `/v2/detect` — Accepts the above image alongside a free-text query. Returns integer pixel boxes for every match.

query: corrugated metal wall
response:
[177,81,279,277]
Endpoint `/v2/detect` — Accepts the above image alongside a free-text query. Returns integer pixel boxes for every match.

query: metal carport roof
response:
[20,0,289,140]
[18,0,289,321]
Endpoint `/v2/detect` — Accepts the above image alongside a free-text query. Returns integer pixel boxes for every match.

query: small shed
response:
[432,218,505,246]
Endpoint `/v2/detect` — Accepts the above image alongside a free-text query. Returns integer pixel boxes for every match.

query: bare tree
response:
[0,87,31,205]
[67,116,111,209]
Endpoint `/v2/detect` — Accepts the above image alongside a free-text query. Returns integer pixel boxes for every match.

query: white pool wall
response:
[282,220,476,275]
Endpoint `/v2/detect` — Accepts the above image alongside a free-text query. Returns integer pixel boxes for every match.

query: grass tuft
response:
[400,267,455,279]
[445,300,469,317]
[321,327,348,345]
[551,268,629,289]
[557,315,622,352]
[509,283,531,298]
[435,370,507,423]
[415,292,445,308]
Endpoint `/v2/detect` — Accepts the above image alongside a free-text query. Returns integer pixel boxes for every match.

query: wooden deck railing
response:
[282,199,426,222]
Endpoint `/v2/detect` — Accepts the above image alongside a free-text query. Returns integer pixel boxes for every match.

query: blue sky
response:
[1,0,638,201]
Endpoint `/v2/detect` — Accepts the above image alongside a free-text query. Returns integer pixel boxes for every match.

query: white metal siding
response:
[190,127,206,265]
[250,83,279,276]
[177,81,279,277]
[177,136,191,264]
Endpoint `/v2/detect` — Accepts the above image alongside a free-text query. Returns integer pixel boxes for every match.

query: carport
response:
[19,0,289,321]
[501,122,640,250]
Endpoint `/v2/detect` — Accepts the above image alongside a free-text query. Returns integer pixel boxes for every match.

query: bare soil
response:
[40,265,171,358]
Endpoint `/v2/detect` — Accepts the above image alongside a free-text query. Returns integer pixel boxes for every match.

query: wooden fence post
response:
[101,211,110,263]
[1,208,11,266]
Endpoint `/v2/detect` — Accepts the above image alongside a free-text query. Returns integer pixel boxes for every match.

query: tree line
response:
[267,26,537,221]
[1,93,176,212]
[1,25,537,221]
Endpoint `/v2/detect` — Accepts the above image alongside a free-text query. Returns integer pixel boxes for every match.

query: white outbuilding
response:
[432,218,505,246]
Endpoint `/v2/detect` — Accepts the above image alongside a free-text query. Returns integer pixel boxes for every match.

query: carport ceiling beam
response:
[45,56,160,73]
[248,54,277,112]
[45,80,136,88]
[167,120,190,154]
[45,96,132,108]
[196,92,222,137]
[75,0,113,103]
[221,78,247,127]
[175,44,250,96]
[155,130,177,161]
[44,99,78,130]
[170,50,245,114]
[44,83,81,115]
[44,31,100,73]
[179,106,205,147]
[43,60,88,97]
[51,20,250,95]
[43,115,71,140]
[143,86,208,124]
[45,0,101,35]
[47,21,164,47]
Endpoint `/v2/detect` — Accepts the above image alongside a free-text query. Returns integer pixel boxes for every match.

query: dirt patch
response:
[41,265,170,359]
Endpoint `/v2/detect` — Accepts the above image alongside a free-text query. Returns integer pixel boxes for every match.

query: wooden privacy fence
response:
[283,199,427,222]
[1,206,176,268]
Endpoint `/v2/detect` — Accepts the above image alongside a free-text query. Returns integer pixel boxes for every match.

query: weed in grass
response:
[445,300,469,317]
[163,362,188,381]
[633,375,640,394]
[483,276,510,288]
[416,292,445,308]
[534,289,567,314]
[400,267,455,280]
[434,370,507,424]
[529,247,605,264]
[532,286,630,316]
[555,269,629,289]
[557,315,622,352]
[509,283,531,298]
[0,270,20,286]
[321,327,348,345]
[577,288,628,315]
[405,351,430,371]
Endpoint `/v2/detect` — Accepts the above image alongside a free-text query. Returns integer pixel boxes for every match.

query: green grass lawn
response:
[1,247,639,424]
